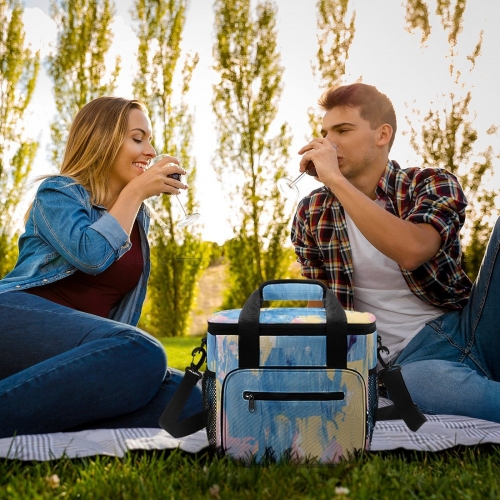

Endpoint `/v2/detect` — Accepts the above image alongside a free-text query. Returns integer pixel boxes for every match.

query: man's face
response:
[320,106,383,182]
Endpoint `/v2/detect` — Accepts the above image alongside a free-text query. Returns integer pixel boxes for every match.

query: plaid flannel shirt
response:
[291,160,473,310]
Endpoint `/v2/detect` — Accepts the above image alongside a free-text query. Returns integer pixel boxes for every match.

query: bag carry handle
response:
[238,279,348,369]
[260,279,325,301]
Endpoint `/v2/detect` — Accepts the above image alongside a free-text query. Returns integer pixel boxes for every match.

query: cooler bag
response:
[160,279,426,463]
[203,279,378,463]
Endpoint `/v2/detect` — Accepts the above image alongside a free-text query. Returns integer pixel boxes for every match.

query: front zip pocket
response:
[220,368,367,463]
[242,390,345,412]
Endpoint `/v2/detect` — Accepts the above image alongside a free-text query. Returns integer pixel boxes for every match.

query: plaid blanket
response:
[2,415,500,461]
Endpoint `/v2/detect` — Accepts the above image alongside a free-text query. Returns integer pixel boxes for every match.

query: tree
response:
[47,0,120,168]
[212,0,293,309]
[132,0,209,337]
[404,0,431,43]
[0,0,40,277]
[405,0,497,279]
[308,0,356,136]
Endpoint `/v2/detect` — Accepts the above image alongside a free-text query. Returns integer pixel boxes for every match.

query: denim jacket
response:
[0,176,151,326]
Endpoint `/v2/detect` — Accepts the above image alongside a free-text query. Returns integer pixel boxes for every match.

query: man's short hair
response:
[318,83,397,150]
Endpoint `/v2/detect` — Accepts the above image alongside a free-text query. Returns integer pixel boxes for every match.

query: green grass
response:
[2,446,500,499]
[161,335,206,371]
[2,336,500,499]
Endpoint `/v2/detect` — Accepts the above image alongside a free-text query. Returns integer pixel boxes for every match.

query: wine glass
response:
[277,161,318,200]
[278,143,338,200]
[146,154,200,228]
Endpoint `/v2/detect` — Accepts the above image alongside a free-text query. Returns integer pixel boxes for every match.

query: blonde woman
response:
[0,96,202,437]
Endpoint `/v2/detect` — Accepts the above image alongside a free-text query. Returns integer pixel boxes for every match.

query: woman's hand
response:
[133,156,188,200]
[109,155,188,235]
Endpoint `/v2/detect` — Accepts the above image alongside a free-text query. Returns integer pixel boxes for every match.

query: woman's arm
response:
[32,177,130,274]
[107,158,187,235]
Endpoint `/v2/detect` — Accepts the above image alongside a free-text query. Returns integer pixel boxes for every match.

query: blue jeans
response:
[395,217,500,422]
[0,292,202,438]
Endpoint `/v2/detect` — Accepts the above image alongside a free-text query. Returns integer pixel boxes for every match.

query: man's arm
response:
[299,138,442,271]
[329,178,441,270]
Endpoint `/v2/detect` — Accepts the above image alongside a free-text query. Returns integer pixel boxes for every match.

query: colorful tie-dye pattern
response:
[206,307,378,463]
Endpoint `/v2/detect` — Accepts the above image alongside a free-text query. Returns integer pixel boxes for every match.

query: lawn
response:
[2,335,500,500]
[161,335,206,371]
[2,444,500,499]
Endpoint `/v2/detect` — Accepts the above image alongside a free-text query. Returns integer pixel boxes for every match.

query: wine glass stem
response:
[291,171,307,187]
[176,195,188,217]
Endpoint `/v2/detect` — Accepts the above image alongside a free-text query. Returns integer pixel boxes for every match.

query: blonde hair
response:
[60,96,148,206]
[24,97,148,224]
[25,97,148,223]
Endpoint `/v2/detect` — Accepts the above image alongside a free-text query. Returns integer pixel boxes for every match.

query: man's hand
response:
[298,138,340,187]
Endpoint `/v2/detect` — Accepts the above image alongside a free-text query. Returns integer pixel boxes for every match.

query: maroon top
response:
[27,221,143,318]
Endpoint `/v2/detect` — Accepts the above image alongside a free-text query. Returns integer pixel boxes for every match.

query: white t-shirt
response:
[344,206,445,365]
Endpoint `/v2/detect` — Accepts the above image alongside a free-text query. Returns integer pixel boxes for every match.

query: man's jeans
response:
[0,292,202,438]
[396,217,500,422]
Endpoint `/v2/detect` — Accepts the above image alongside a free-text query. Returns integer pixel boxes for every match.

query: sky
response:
[18,0,500,243]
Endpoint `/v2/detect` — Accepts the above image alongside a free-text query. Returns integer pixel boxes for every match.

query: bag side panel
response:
[207,332,239,446]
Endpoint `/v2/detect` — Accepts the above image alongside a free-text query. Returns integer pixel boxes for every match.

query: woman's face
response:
[108,108,156,198]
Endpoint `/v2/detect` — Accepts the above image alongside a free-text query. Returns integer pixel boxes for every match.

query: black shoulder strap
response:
[159,342,209,438]
[375,336,427,432]
[376,365,427,432]
[159,368,208,438]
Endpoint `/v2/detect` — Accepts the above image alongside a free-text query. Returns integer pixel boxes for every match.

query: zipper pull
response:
[244,392,256,413]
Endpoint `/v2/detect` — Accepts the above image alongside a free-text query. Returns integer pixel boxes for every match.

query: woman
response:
[0,96,202,438]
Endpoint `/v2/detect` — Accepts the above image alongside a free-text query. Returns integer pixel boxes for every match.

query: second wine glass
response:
[278,161,317,200]
[278,143,338,200]
[148,154,200,228]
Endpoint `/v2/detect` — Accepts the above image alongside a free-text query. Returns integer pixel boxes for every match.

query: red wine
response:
[167,173,181,181]
[306,161,317,176]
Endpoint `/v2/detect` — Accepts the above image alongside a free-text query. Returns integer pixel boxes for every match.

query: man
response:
[291,82,500,422]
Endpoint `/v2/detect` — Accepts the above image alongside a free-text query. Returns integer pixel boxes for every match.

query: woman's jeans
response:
[0,292,202,438]
[396,217,500,422]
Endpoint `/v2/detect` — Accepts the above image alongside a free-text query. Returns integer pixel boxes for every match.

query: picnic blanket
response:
[2,415,500,461]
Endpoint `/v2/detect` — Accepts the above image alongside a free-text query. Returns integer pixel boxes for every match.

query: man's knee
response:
[400,360,482,416]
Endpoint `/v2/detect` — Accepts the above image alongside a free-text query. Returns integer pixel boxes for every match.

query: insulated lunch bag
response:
[160,279,426,463]
[163,279,377,463]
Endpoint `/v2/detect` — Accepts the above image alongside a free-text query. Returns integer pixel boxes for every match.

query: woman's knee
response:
[117,327,167,383]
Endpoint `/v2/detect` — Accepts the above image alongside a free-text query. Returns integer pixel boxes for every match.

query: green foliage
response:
[405,0,466,45]
[147,238,211,337]
[207,241,225,267]
[404,0,497,280]
[405,0,431,43]
[0,0,40,277]
[212,0,293,309]
[132,0,206,337]
[308,0,356,136]
[407,91,497,280]
[436,0,467,46]
[0,232,18,279]
[47,0,120,168]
